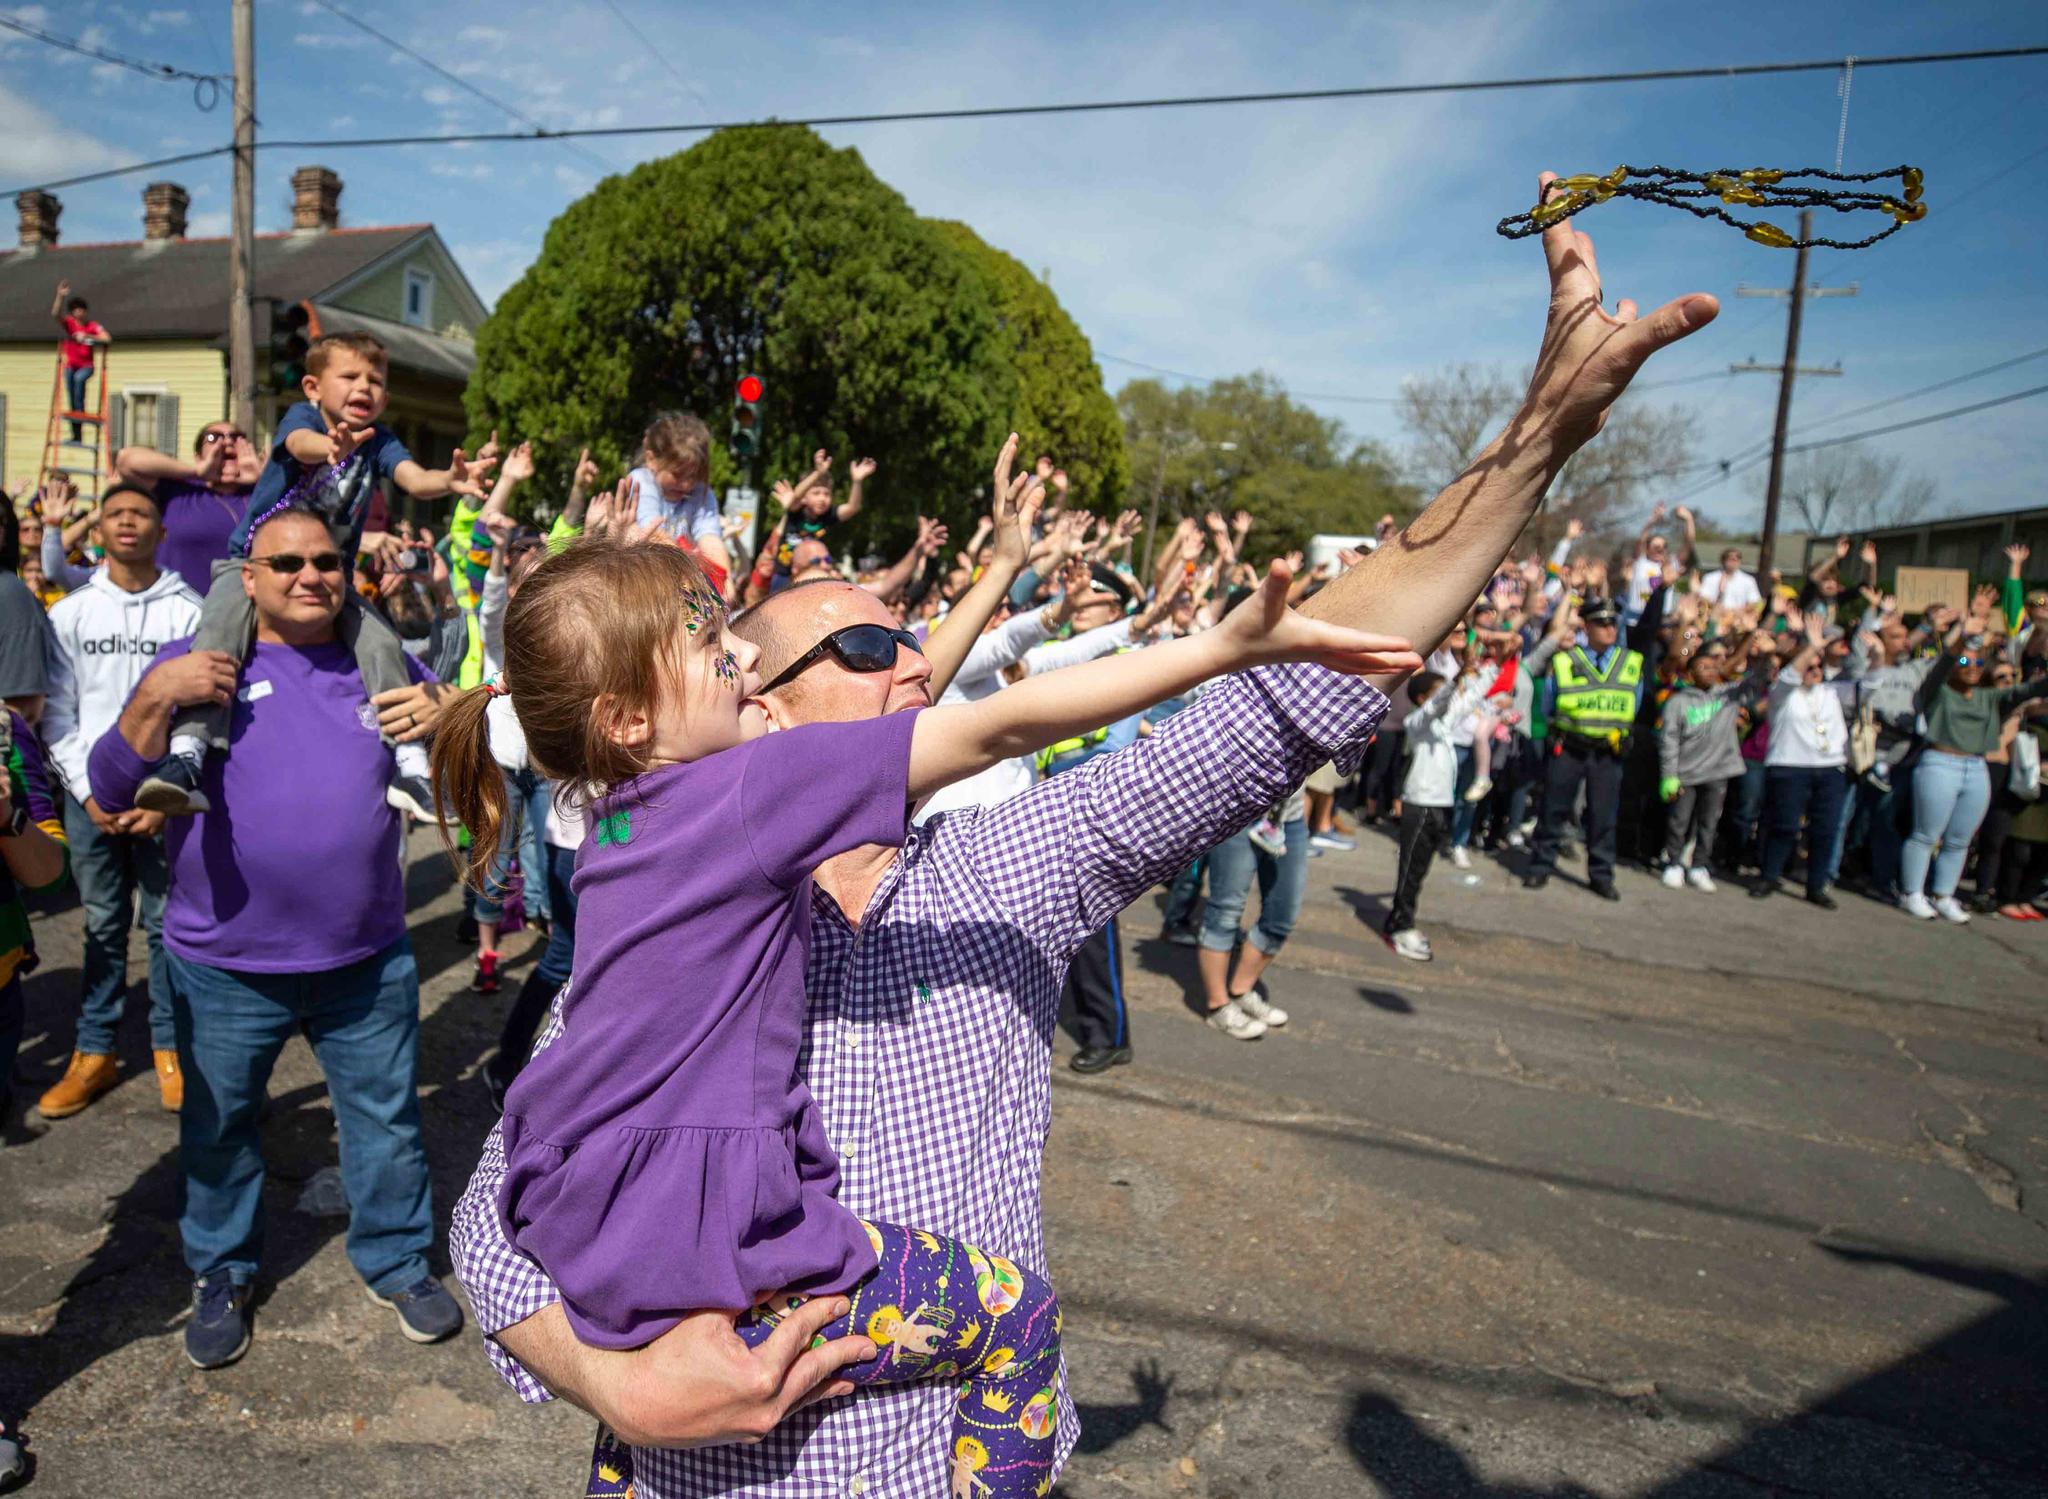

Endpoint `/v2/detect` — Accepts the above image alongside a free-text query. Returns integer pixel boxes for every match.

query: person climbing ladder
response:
[52,281,110,443]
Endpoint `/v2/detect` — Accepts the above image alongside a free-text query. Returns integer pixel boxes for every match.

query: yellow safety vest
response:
[1551,647,1642,738]
[1035,727,1109,773]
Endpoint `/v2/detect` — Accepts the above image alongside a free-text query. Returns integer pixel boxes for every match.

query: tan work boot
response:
[37,1051,121,1118]
[154,1049,184,1112]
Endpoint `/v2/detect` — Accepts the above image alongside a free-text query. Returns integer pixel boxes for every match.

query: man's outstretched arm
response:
[1302,171,1718,667]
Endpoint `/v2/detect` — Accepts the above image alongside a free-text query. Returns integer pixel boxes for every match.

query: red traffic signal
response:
[736,374,764,403]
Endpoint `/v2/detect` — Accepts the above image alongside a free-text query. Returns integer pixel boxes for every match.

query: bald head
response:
[729,580,931,727]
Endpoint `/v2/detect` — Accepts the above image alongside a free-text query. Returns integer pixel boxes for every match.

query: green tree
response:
[1117,374,1413,561]
[466,126,1017,538]
[928,221,1128,508]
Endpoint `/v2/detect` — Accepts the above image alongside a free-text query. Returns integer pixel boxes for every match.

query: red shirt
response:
[60,314,104,370]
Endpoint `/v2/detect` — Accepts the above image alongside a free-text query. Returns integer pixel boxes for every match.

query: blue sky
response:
[4,0,2044,527]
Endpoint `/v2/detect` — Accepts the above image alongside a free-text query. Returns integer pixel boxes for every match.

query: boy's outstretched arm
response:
[907,561,1419,799]
[836,457,873,524]
[393,443,496,502]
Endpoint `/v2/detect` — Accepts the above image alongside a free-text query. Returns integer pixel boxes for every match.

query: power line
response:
[0,12,225,106]
[1780,381,2048,454]
[10,43,2048,197]
[299,0,616,175]
[595,0,715,114]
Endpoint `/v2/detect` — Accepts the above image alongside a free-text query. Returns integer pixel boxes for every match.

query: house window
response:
[111,387,180,455]
[404,267,435,329]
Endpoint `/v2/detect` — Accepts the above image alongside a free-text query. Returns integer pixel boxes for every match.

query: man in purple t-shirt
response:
[114,421,261,597]
[89,504,462,1371]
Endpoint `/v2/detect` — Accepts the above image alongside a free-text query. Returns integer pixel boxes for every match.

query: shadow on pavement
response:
[1070,1357,1176,1457]
[1344,1250,2048,1497]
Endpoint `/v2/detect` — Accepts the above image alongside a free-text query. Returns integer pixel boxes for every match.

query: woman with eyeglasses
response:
[114,423,261,597]
[1899,623,2048,922]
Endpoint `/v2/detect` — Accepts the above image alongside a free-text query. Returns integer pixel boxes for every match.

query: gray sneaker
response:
[1205,999,1268,1041]
[1232,982,1289,1028]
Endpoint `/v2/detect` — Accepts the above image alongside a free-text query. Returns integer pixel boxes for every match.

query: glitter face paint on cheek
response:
[712,648,739,690]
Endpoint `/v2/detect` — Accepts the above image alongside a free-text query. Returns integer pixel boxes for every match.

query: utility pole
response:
[228,0,256,434]
[1730,211,1858,585]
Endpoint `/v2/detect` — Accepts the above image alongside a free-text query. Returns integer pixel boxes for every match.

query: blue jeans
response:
[1901,751,1992,899]
[1161,858,1206,932]
[64,364,91,435]
[529,842,579,992]
[487,842,582,1096]
[1760,765,1849,896]
[1733,759,1768,844]
[63,794,173,1054]
[1450,744,1478,849]
[1832,771,1907,896]
[168,938,432,1295]
[474,768,552,925]
[1198,817,1310,955]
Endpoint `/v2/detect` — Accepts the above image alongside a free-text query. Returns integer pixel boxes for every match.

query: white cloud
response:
[458,24,508,47]
[421,85,457,107]
[294,29,371,50]
[143,8,192,29]
[187,208,229,237]
[429,161,492,180]
[0,81,123,180]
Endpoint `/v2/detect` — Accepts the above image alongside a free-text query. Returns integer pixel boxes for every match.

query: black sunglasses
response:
[250,551,344,576]
[763,624,921,692]
[199,428,246,445]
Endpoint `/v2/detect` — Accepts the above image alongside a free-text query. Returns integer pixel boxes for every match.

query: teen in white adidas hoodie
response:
[38,483,201,1116]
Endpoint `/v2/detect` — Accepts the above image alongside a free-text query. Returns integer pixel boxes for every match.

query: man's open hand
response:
[1521,171,1719,449]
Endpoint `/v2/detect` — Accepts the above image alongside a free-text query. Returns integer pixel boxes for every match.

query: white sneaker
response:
[1933,895,1972,924]
[1661,864,1685,889]
[1386,928,1433,962]
[1247,819,1287,857]
[1505,830,1527,850]
[1686,867,1717,894]
[1206,999,1268,1041]
[1449,846,1472,871]
[1899,892,1938,920]
[1233,984,1289,1028]
[1463,777,1493,803]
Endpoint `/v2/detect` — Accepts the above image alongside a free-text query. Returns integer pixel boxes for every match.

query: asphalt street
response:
[2,822,2044,1498]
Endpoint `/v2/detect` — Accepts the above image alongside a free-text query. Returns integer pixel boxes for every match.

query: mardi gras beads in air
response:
[1497,164,1926,250]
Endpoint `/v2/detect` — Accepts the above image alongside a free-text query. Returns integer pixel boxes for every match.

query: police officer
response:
[1522,595,1643,899]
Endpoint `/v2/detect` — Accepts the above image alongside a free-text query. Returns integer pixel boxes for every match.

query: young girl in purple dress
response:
[431,471,1411,1496]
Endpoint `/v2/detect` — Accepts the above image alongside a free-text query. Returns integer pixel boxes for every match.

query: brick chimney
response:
[142,181,190,242]
[16,190,59,252]
[291,165,342,233]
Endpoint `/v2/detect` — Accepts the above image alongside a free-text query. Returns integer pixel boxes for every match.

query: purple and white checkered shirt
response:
[449,664,1387,1498]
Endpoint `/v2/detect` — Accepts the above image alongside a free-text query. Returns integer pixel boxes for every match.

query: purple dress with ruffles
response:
[498,709,919,1348]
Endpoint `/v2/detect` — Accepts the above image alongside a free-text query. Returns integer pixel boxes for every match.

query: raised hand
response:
[501,440,536,485]
[1116,509,1144,539]
[1204,510,1227,536]
[849,457,877,483]
[1051,469,1069,497]
[1833,534,1852,560]
[1969,583,1998,620]
[38,473,77,525]
[1862,539,1880,570]
[812,449,832,475]
[448,445,496,500]
[771,479,796,511]
[573,447,600,495]
[1214,560,1423,677]
[915,516,949,557]
[2006,541,2032,569]
[1565,516,1585,541]
[989,438,1047,574]
[1231,509,1252,534]
[1520,170,1719,448]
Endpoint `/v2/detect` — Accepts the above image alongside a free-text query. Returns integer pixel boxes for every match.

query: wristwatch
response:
[4,800,29,839]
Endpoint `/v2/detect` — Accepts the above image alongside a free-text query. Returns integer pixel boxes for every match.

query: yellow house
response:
[0,166,485,505]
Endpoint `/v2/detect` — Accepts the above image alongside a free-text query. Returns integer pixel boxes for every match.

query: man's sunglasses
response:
[200,429,247,445]
[250,552,344,576]
[763,624,921,692]
[1955,655,1980,668]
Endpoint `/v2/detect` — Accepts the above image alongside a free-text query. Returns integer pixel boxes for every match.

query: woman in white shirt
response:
[1754,617,1850,908]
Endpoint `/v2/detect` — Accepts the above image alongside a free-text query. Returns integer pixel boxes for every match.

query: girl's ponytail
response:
[429,684,510,894]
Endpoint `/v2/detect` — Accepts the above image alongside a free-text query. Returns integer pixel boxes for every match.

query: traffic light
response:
[731,373,763,461]
[266,299,312,393]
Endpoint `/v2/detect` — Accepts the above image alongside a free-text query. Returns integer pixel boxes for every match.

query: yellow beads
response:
[1745,221,1796,248]
[1529,190,1593,225]
[1901,166,1924,204]
[1720,187,1767,206]
[1885,198,1928,223]
[1739,168,1785,184]
[1558,174,1605,191]
[1704,173,1735,193]
[1603,166,1628,189]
